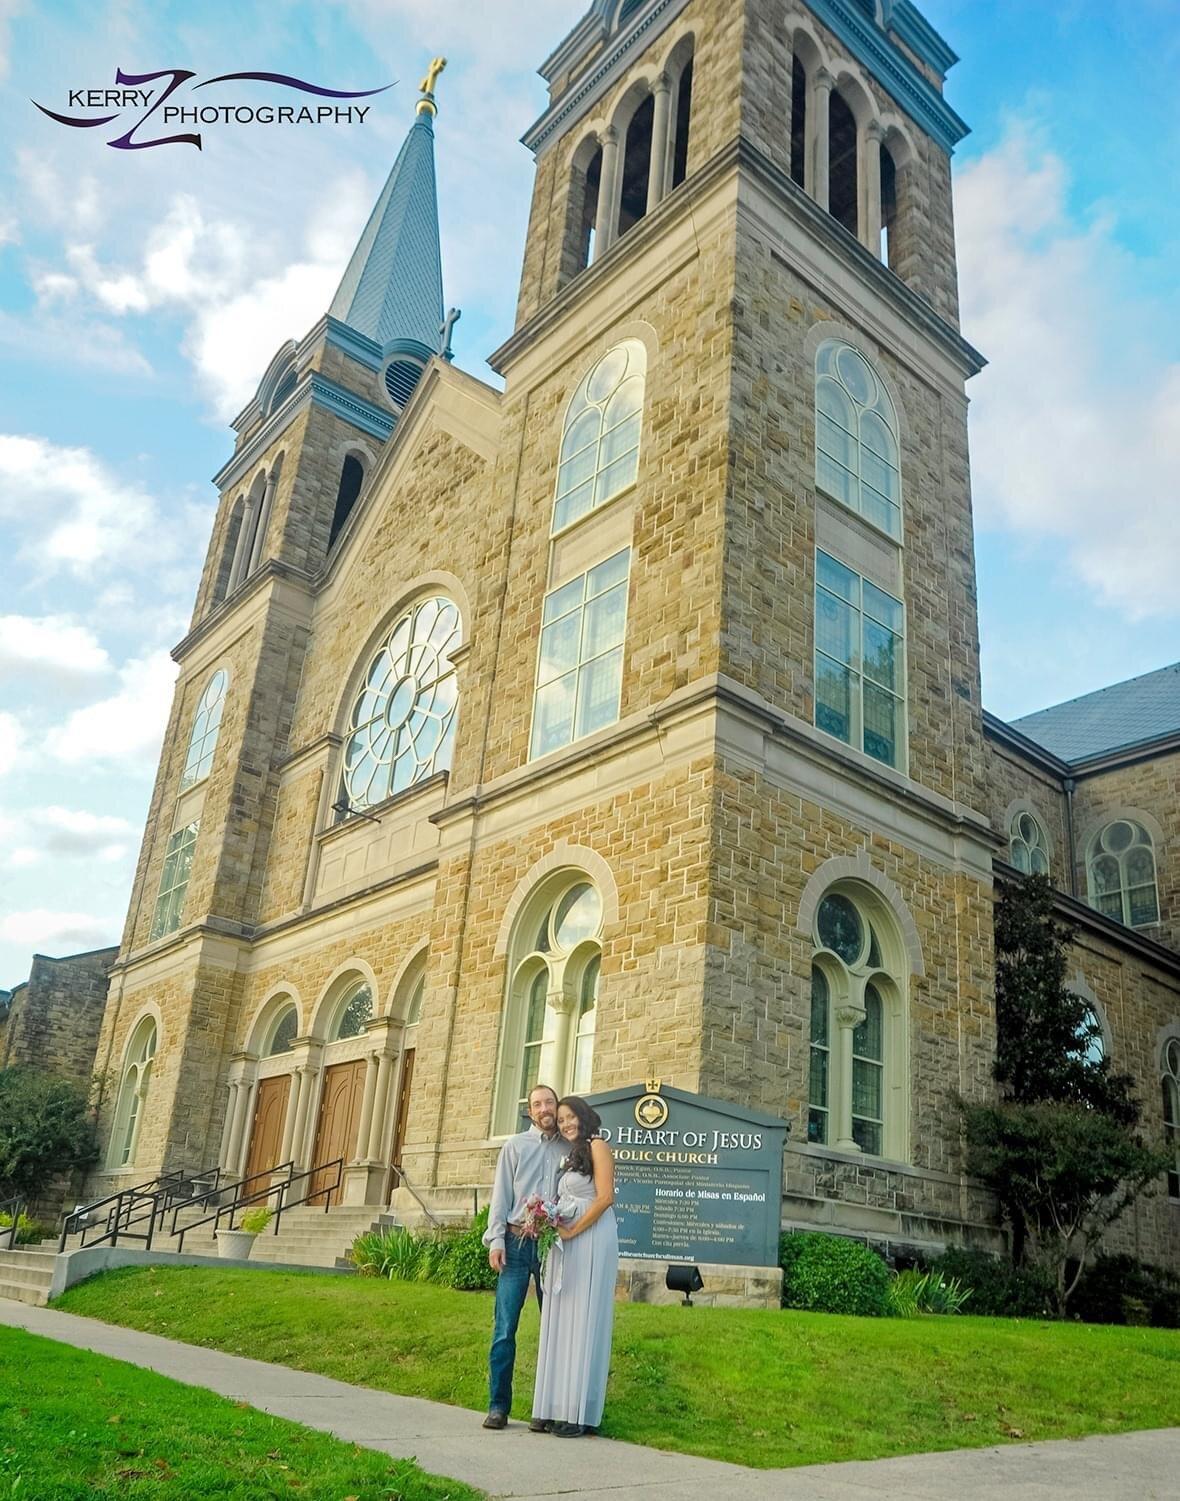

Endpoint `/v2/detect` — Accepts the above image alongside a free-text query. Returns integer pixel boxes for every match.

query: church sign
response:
[587,1082,788,1269]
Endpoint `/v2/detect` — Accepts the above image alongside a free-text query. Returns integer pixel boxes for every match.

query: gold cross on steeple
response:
[419,56,447,97]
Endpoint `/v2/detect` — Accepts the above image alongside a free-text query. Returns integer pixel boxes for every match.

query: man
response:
[482,1082,565,1430]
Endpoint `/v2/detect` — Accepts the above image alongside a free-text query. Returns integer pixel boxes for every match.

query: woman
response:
[531,1095,619,1438]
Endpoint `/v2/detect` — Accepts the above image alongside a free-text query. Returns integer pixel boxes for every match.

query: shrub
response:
[0,1068,98,1199]
[886,1268,971,1317]
[239,1206,274,1235]
[780,1232,890,1317]
[0,1211,51,1246]
[445,1206,497,1291]
[931,1247,1054,1318]
[351,1225,429,1280]
[1070,1254,1180,1329]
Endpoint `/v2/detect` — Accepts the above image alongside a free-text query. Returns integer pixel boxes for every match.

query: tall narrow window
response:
[180,670,228,790]
[340,597,461,812]
[554,341,646,532]
[808,887,906,1159]
[531,550,630,759]
[807,965,830,1143]
[329,456,364,548]
[1087,820,1160,928]
[880,143,898,266]
[572,954,600,1093]
[852,984,884,1154]
[495,878,604,1135]
[829,90,859,236]
[618,94,654,237]
[109,1016,158,1169]
[150,822,199,941]
[814,550,905,770]
[790,56,807,188]
[567,141,602,275]
[1009,810,1050,876]
[671,58,693,189]
[1163,1038,1180,1200]
[815,341,902,538]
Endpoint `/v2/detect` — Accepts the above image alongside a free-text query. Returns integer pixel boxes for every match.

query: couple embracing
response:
[482,1084,619,1437]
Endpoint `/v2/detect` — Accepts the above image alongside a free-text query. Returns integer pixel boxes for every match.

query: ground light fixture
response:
[665,1264,704,1305]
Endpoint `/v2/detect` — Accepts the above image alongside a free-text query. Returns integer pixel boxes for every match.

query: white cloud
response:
[15,148,104,234]
[46,649,177,769]
[0,434,162,578]
[0,712,25,777]
[0,614,112,688]
[1,804,137,868]
[0,908,115,954]
[958,127,1180,620]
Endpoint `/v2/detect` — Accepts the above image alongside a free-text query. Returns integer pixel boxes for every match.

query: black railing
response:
[0,1194,26,1247]
[174,1158,344,1254]
[58,1164,225,1253]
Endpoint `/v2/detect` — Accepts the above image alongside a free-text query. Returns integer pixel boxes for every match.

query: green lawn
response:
[54,1265,1180,1469]
[0,1325,482,1501]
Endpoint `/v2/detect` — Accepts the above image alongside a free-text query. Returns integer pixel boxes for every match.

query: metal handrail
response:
[174,1160,297,1251]
[0,1195,26,1246]
[393,1167,442,1228]
[175,1157,346,1252]
[58,1163,225,1253]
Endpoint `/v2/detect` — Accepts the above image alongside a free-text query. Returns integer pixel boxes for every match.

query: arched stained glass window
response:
[341,598,461,812]
[180,670,228,790]
[268,1006,298,1056]
[109,1016,158,1169]
[332,982,373,1042]
[554,341,646,532]
[815,341,901,539]
[1009,810,1050,876]
[809,884,906,1159]
[1087,820,1160,928]
[495,877,605,1134]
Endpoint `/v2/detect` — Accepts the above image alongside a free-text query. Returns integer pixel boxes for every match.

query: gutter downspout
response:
[1064,777,1078,897]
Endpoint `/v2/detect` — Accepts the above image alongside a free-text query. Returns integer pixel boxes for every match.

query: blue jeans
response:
[488,1232,542,1414]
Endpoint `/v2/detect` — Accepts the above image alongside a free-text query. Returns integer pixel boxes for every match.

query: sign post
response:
[588,1080,788,1308]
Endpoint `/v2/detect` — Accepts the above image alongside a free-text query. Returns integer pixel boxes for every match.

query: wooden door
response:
[389,1049,415,1185]
[309,1059,366,1206]
[243,1075,290,1194]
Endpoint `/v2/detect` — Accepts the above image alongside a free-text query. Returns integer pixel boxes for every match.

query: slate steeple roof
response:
[329,101,444,354]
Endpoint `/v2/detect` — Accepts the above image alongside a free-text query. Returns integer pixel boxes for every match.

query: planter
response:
[216,1228,258,1260]
[0,1228,15,1251]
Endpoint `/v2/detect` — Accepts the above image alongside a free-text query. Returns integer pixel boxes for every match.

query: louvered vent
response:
[384,359,424,409]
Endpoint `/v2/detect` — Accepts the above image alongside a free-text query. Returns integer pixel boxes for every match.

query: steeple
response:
[329,58,447,356]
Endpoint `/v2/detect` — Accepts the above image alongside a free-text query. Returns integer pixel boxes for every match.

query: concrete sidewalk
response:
[1,1299,1176,1499]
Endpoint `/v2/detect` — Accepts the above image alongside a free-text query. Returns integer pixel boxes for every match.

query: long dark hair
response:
[558,1095,601,1178]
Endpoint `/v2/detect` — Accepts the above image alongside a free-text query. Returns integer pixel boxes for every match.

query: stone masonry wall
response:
[0,948,117,1085]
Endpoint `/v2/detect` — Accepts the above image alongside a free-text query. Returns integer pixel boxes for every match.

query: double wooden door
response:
[243,1075,290,1193]
[390,1048,415,1184]
[309,1059,367,1206]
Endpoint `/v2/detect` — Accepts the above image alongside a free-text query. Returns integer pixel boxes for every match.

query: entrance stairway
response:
[0,1248,57,1306]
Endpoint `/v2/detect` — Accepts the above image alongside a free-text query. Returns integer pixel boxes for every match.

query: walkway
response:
[1,1300,1176,1499]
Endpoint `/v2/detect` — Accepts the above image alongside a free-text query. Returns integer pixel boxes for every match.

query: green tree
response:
[960,1099,1167,1315]
[0,1068,98,1201]
[993,874,1137,1124]
[960,875,1166,1305]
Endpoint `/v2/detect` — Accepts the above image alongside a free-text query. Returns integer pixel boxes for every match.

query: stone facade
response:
[0,948,117,1085]
[82,0,1179,1275]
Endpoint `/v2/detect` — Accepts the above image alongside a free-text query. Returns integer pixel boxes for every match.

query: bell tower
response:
[93,65,455,1184]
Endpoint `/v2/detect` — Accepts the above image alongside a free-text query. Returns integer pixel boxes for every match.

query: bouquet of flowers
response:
[520,1192,565,1275]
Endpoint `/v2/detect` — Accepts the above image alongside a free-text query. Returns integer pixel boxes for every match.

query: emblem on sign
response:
[634,1092,668,1128]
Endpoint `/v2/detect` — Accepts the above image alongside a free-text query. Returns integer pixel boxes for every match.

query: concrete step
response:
[0,1263,55,1291]
[0,1249,57,1272]
[0,1279,50,1306]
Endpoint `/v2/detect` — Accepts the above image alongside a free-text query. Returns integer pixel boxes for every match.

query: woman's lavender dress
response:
[531,1167,619,1428]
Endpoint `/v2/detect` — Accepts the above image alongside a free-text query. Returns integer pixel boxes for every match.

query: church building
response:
[87,0,1180,1270]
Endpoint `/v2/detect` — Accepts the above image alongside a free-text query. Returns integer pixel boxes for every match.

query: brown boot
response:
[482,1411,508,1430]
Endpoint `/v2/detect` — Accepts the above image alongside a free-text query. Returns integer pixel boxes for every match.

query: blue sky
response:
[0,0,1177,981]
